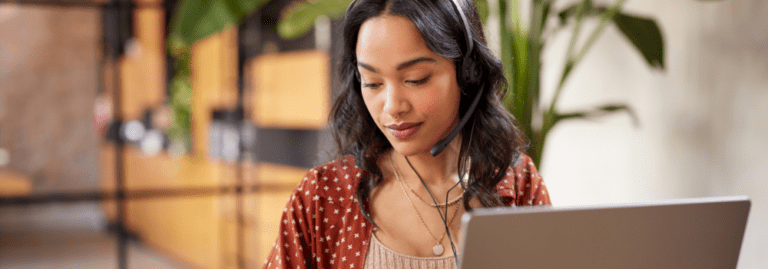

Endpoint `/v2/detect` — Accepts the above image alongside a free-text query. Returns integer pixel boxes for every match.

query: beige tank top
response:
[364,233,457,269]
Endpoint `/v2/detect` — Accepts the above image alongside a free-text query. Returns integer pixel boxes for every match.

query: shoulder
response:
[495,153,537,190]
[294,156,364,205]
[495,153,551,206]
[307,156,364,187]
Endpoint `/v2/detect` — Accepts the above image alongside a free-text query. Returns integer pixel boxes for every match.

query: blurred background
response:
[0,0,765,268]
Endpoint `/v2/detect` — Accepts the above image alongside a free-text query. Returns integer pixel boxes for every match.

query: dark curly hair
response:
[330,0,527,224]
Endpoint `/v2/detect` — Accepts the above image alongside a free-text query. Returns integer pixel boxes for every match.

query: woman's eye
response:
[362,82,381,89]
[406,75,430,86]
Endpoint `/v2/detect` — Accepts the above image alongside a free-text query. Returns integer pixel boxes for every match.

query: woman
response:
[263,0,550,268]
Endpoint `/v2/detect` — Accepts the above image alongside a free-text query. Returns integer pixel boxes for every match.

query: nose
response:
[382,83,409,120]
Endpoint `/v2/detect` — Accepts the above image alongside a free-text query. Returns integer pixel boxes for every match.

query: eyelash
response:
[363,82,380,89]
[363,75,430,89]
[406,75,430,86]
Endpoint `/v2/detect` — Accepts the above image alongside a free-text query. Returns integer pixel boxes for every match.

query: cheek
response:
[416,94,442,114]
[361,92,381,124]
[420,78,460,118]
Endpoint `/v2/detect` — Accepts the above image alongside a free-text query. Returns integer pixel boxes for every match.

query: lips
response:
[386,122,422,140]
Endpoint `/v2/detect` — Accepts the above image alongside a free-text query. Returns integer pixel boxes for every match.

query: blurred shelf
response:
[100,143,305,268]
[0,168,32,197]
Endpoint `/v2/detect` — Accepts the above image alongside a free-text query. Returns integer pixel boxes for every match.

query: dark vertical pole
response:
[115,57,128,269]
[237,12,262,268]
[117,2,128,266]
[103,1,132,268]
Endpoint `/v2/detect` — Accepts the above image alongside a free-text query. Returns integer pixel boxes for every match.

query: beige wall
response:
[0,6,100,193]
[537,1,767,267]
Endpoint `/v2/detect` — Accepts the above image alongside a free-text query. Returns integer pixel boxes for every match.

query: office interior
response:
[1,0,766,268]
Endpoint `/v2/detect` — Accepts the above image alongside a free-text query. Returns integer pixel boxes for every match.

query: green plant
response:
[277,0,665,167]
[165,0,270,147]
[498,0,664,166]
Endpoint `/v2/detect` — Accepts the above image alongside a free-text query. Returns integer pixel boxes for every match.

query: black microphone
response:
[430,87,484,156]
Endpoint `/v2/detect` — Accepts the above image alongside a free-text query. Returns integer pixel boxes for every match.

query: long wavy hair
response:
[331,0,527,224]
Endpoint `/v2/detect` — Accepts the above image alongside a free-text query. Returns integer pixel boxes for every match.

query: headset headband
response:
[346,0,474,57]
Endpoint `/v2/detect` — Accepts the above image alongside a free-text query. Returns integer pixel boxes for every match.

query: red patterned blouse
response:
[262,154,551,269]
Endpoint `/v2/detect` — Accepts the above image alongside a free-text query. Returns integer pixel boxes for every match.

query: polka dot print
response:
[263,154,550,268]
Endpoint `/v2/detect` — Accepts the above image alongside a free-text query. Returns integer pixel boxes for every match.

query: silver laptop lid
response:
[458,196,750,269]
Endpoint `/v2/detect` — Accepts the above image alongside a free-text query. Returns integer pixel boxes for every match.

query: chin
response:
[389,140,433,157]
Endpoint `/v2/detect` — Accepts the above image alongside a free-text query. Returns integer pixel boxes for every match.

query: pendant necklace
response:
[390,154,461,256]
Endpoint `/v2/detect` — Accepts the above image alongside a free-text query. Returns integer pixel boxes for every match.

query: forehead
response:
[355,14,441,69]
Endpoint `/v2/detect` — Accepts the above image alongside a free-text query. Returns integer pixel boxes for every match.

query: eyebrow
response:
[357,57,437,73]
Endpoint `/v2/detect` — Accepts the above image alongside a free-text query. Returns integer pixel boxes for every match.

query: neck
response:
[392,137,462,186]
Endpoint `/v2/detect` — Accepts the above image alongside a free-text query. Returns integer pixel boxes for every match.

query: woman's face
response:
[356,14,461,157]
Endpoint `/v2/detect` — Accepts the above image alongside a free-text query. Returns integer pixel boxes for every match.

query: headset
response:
[346,0,484,265]
[346,0,484,157]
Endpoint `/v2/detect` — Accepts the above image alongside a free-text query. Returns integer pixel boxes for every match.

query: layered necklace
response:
[389,154,463,256]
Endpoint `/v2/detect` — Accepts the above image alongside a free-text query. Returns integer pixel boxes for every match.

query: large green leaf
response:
[168,0,270,52]
[557,4,665,70]
[555,104,639,126]
[612,13,664,69]
[277,0,352,40]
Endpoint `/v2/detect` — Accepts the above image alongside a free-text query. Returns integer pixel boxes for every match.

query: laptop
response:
[458,196,751,269]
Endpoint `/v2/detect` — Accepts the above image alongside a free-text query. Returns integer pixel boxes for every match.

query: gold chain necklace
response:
[397,172,464,207]
[390,154,461,256]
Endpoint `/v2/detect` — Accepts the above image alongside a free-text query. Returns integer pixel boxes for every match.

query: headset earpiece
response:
[452,0,481,88]
[461,54,482,87]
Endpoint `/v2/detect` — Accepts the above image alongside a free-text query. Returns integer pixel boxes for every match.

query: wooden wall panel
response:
[130,196,221,269]
[248,191,293,266]
[101,142,308,268]
[99,144,229,269]
[191,27,239,158]
[249,50,330,129]
[248,162,306,265]
[117,6,166,119]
